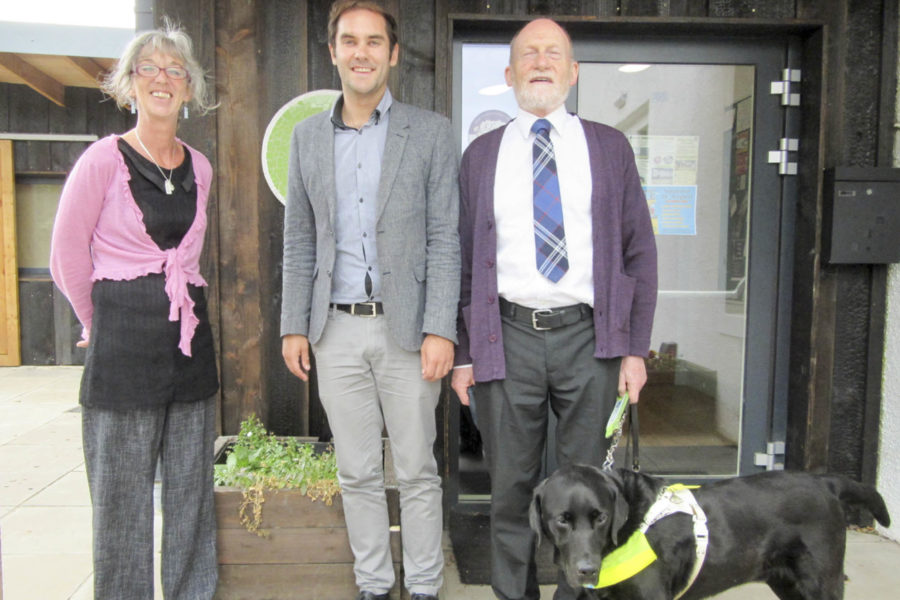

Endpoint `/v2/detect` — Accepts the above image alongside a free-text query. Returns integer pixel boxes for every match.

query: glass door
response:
[578,62,754,476]
[571,35,793,479]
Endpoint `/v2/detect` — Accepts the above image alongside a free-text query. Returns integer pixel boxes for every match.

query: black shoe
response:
[410,595,438,600]
[355,592,389,600]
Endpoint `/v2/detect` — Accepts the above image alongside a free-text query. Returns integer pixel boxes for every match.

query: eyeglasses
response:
[133,63,189,80]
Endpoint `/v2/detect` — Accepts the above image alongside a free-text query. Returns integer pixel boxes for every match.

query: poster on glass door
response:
[629,134,699,235]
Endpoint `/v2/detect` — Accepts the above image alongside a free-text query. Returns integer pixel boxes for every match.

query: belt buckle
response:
[531,309,554,331]
[352,302,378,317]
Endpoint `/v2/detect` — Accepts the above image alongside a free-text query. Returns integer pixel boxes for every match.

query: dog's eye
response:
[556,512,573,526]
[590,509,608,525]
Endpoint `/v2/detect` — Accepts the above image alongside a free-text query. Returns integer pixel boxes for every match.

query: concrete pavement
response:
[2,366,898,599]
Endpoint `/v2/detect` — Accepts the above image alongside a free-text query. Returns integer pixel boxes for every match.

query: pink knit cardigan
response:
[50,135,213,356]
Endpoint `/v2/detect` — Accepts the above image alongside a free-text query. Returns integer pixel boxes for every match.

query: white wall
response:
[877,30,900,541]
[879,262,900,541]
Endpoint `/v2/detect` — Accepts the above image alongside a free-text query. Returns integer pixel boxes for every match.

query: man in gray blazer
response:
[281,2,458,600]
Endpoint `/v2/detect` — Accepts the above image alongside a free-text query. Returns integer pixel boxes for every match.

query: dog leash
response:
[602,393,639,471]
[599,394,705,597]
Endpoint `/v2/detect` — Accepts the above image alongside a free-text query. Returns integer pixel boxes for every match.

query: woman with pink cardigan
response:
[50,22,219,599]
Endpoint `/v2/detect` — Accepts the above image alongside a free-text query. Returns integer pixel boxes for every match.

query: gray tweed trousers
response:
[82,397,218,599]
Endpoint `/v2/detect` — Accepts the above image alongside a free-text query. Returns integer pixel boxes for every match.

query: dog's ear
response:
[603,469,632,546]
[529,478,548,546]
[611,486,630,545]
[583,465,631,546]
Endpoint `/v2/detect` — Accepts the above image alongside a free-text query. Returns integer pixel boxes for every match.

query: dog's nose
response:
[577,561,599,583]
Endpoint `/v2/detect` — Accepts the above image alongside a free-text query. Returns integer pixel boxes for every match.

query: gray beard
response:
[514,86,570,116]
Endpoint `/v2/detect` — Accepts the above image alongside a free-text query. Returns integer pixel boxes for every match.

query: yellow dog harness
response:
[588,484,709,599]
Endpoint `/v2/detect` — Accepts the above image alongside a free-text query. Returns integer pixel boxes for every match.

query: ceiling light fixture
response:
[618,64,651,73]
[478,84,512,96]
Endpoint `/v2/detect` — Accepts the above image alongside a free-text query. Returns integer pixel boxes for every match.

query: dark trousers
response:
[474,313,620,600]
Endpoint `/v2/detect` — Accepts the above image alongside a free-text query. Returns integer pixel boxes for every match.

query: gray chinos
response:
[82,397,218,599]
[313,308,444,597]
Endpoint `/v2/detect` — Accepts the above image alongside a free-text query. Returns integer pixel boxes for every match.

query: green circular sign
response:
[262,89,341,204]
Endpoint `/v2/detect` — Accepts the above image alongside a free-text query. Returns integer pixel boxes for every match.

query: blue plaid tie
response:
[532,119,568,282]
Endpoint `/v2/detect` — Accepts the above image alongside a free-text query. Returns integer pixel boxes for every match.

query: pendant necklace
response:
[134,128,175,195]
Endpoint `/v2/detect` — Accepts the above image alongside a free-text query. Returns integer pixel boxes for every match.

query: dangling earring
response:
[183,104,189,119]
[130,101,136,115]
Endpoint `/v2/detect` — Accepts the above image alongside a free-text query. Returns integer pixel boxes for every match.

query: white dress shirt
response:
[494,105,594,309]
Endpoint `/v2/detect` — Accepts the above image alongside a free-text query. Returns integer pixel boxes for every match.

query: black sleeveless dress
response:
[78,139,218,409]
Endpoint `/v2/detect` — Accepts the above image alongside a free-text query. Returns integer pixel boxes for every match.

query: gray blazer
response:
[281,98,460,352]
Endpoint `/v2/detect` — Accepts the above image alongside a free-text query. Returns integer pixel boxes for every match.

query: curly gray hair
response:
[101,19,215,115]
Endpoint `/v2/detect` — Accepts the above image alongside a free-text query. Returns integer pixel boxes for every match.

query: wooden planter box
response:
[213,438,404,600]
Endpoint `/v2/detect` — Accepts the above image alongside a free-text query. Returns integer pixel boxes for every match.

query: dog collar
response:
[589,484,708,598]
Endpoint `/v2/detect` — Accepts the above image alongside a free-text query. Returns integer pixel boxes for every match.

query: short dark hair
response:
[328,0,398,52]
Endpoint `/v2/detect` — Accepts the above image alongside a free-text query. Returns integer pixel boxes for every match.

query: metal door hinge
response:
[771,69,801,106]
[754,441,785,471]
[768,138,799,175]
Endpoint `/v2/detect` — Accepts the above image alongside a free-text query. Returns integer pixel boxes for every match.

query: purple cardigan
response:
[456,119,658,383]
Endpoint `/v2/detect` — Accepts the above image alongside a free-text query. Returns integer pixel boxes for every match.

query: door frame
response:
[440,16,826,511]
[0,140,21,366]
[571,38,791,478]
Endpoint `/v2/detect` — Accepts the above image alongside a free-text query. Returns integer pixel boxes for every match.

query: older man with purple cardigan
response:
[451,18,658,600]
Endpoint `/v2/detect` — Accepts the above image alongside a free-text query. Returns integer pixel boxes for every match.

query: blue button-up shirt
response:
[330,90,392,303]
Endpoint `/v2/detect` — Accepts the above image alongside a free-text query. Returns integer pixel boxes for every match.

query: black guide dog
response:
[529,465,891,600]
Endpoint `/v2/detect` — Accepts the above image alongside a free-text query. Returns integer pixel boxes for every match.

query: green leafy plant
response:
[214,414,340,536]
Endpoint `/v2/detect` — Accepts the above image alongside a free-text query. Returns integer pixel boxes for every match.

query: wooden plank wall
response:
[0,84,131,174]
[210,0,312,435]
[155,0,316,436]
[0,83,131,366]
[156,0,896,482]
[789,0,895,481]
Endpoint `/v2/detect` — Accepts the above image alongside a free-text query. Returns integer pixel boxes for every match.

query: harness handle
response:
[602,394,640,472]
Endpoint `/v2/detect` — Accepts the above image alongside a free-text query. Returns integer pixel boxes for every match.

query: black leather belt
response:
[499,297,592,331]
[332,302,383,317]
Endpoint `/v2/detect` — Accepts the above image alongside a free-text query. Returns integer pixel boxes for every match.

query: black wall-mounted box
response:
[823,167,900,264]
